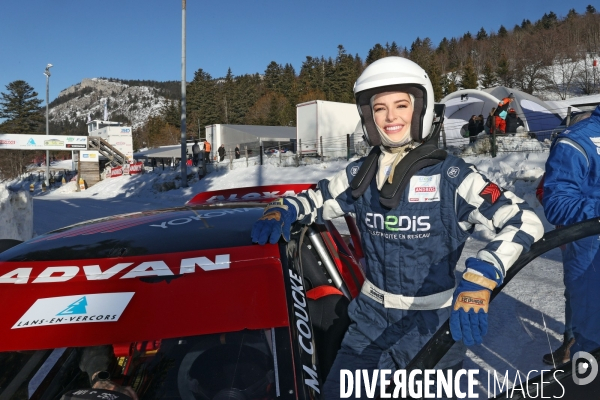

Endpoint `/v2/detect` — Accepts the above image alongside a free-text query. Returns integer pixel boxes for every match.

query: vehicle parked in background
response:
[296,100,360,157]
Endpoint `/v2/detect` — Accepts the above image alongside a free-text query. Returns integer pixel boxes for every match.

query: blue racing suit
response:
[543,105,600,355]
[286,152,543,399]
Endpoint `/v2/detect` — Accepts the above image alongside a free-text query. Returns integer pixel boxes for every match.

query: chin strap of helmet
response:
[350,104,446,209]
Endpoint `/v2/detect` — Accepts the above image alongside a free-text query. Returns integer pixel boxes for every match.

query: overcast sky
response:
[0,0,596,103]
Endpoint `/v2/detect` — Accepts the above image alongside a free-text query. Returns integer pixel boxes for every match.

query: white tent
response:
[440,87,564,145]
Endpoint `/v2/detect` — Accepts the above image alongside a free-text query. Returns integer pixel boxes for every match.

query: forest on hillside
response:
[2,6,599,152]
[134,6,600,148]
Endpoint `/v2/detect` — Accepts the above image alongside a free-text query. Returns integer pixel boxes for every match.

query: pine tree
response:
[366,44,387,65]
[496,54,513,87]
[388,42,400,56]
[229,73,264,124]
[328,45,356,103]
[0,80,44,179]
[481,61,497,88]
[409,37,434,69]
[298,56,325,96]
[436,38,449,58]
[162,99,180,128]
[222,68,235,124]
[476,27,488,40]
[460,57,478,89]
[264,61,284,93]
[586,5,596,14]
[498,25,508,38]
[428,61,443,101]
[0,80,44,133]
[186,68,223,137]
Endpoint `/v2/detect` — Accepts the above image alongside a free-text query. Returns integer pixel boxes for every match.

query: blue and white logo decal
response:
[447,166,460,178]
[57,296,88,315]
[13,292,134,329]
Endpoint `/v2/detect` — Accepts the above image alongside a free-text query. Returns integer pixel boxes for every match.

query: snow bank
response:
[0,184,33,241]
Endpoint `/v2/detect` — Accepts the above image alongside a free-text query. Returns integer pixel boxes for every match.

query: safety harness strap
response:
[361,279,454,310]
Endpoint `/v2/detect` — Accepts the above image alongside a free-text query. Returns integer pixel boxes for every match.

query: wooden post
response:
[245,146,248,167]
[346,134,351,160]
[229,149,233,170]
[278,141,282,165]
[490,115,497,158]
[320,136,324,162]
[299,139,303,161]
[260,145,263,165]
[566,106,572,127]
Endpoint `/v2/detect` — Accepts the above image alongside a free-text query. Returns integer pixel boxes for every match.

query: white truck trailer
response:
[296,100,361,157]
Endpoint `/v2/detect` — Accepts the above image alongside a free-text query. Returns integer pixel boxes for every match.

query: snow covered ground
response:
[9,143,570,397]
[0,183,33,241]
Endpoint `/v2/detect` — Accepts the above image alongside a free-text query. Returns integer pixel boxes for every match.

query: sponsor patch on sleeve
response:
[479,182,502,204]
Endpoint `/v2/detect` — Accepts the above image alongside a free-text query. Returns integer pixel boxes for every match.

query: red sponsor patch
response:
[415,187,436,192]
[479,182,502,204]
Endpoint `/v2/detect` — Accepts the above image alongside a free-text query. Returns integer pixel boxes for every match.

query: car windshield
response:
[0,328,294,400]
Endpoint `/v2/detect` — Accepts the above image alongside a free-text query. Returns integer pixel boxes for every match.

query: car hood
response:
[0,205,265,261]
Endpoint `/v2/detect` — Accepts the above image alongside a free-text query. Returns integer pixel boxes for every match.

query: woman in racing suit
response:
[251,57,544,399]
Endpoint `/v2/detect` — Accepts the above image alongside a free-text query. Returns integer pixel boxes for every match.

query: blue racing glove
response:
[450,257,502,346]
[251,198,298,245]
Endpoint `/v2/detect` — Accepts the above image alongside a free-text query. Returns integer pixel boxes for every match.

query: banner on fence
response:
[0,133,88,150]
[129,162,143,175]
[110,166,123,178]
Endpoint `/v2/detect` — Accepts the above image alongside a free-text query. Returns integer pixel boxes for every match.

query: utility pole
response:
[180,0,188,187]
[44,64,53,186]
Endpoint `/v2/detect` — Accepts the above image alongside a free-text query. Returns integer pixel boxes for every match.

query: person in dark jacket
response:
[218,144,226,162]
[505,108,524,134]
[477,114,485,134]
[467,115,479,144]
[235,145,241,159]
[485,107,496,134]
[251,57,543,399]
[192,140,201,166]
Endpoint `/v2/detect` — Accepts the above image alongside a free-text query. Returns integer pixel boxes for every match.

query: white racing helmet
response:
[354,57,435,146]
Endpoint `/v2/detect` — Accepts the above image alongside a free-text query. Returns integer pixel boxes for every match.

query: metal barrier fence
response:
[210,130,554,171]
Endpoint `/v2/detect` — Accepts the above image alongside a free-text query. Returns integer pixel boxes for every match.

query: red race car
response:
[2,184,600,399]
[0,184,365,400]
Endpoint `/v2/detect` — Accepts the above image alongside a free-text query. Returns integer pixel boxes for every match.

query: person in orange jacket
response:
[493,93,515,134]
[203,140,211,164]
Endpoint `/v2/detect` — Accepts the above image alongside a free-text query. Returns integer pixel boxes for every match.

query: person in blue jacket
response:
[543,105,600,356]
[252,57,544,398]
